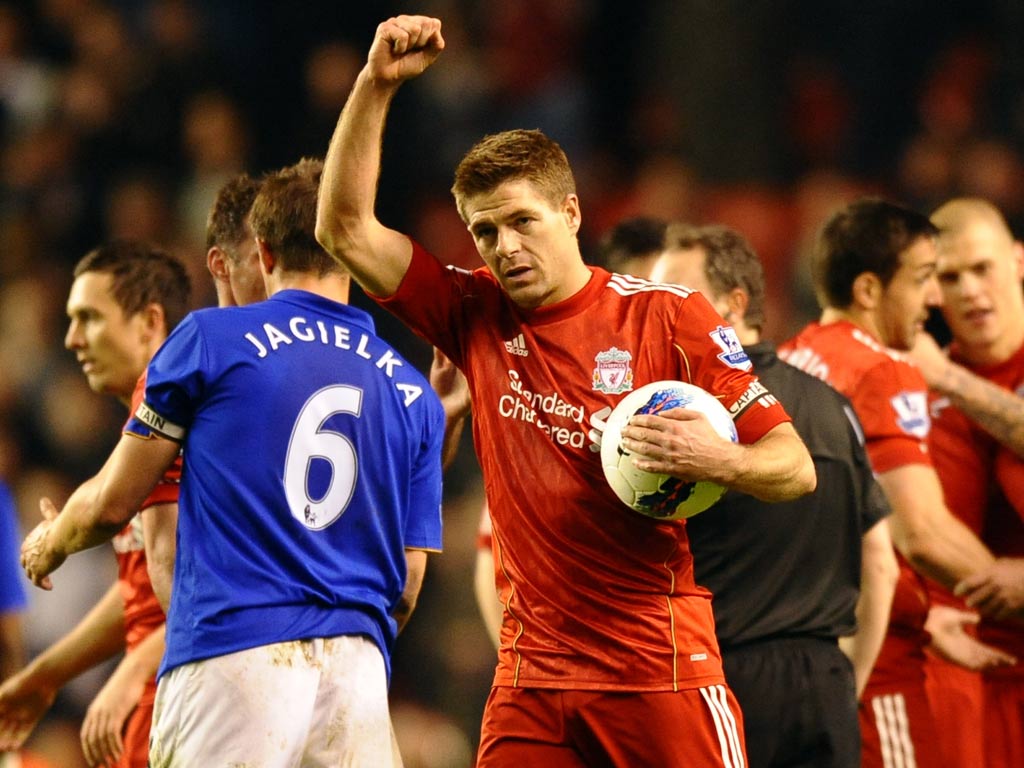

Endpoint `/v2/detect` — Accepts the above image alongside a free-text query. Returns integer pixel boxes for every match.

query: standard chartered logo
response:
[499,370,588,448]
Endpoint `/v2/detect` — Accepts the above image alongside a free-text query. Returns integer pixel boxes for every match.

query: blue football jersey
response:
[126,290,444,677]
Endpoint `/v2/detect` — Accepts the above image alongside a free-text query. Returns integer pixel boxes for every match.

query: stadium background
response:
[2,1,1023,765]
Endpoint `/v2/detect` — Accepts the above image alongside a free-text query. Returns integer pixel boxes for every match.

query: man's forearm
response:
[927,360,1024,458]
[721,425,816,502]
[23,583,126,689]
[316,69,405,297]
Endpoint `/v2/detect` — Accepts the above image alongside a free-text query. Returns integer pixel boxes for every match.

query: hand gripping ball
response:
[601,380,738,520]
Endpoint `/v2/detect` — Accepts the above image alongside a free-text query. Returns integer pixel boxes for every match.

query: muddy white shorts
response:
[149,634,399,768]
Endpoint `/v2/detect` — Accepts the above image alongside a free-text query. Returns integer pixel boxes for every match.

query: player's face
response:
[935,219,1024,360]
[65,271,153,398]
[650,247,728,314]
[228,222,267,306]
[875,236,941,351]
[464,179,584,309]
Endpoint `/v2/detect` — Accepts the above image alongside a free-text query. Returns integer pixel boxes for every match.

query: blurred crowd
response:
[2,1,1024,765]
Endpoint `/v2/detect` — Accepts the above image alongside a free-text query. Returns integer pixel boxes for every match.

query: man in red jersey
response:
[909,197,1024,768]
[0,242,190,768]
[316,14,815,767]
[778,197,1020,768]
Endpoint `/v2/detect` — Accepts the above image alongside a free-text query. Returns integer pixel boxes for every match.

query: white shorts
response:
[149,634,399,768]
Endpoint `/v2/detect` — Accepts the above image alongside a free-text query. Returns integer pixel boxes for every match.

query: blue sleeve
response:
[0,482,27,613]
[403,398,445,551]
[127,314,207,441]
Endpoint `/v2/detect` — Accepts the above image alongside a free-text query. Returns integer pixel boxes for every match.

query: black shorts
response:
[722,636,859,768]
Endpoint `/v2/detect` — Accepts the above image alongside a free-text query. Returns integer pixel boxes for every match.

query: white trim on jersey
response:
[699,684,746,768]
[871,693,918,768]
[607,273,693,300]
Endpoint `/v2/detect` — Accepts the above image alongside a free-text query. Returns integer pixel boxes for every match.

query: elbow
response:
[391,591,419,635]
[314,206,363,261]
[866,544,900,592]
[773,453,817,502]
[892,529,937,577]
[796,455,817,496]
[314,216,344,259]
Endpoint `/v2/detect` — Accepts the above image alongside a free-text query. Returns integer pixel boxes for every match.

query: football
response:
[600,380,738,520]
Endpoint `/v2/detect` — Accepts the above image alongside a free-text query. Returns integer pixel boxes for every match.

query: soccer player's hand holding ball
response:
[601,381,738,520]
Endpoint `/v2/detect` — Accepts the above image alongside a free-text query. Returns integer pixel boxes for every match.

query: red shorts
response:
[923,653,984,767]
[984,675,1024,768]
[117,687,155,768]
[477,685,747,768]
[860,682,943,768]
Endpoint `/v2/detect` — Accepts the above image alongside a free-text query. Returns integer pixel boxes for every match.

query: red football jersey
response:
[114,373,181,651]
[947,340,1024,679]
[779,320,933,684]
[377,242,791,691]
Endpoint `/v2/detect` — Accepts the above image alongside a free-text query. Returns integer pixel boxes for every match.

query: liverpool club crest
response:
[593,347,634,394]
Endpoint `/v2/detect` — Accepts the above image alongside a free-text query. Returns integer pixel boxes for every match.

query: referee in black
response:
[651,224,899,768]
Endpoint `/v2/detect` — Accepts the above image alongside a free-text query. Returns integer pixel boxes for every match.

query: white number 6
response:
[283,385,362,530]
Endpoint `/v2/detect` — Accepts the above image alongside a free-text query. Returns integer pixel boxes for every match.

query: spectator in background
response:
[653,223,898,768]
[591,215,667,278]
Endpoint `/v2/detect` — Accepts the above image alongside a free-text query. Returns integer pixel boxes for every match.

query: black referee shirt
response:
[688,342,891,647]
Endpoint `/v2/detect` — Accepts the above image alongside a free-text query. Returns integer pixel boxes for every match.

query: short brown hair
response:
[249,158,341,277]
[451,129,576,221]
[664,223,767,332]
[73,240,192,332]
[205,173,262,260]
[814,198,938,309]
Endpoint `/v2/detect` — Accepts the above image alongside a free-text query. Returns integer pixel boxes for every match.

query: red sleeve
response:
[852,360,932,473]
[672,293,791,444]
[373,240,481,368]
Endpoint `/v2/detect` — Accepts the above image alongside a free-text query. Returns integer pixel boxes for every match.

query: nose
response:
[924,274,942,308]
[65,319,83,350]
[495,227,520,259]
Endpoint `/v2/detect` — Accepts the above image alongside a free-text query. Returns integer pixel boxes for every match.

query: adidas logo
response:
[504,333,529,357]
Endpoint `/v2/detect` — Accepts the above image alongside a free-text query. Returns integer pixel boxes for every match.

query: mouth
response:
[963,307,993,326]
[504,265,532,282]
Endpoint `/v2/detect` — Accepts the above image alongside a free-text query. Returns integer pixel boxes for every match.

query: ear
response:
[256,238,275,276]
[207,247,230,283]
[563,194,582,236]
[723,287,749,323]
[1012,241,1024,282]
[851,271,882,310]
[139,302,168,343]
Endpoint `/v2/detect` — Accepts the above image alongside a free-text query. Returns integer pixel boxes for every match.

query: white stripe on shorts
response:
[871,692,917,768]
[699,684,746,768]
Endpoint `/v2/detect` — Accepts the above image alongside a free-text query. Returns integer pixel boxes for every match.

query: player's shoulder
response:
[603,272,695,302]
[783,321,920,382]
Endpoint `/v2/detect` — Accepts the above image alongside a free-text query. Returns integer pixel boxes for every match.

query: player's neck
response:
[268,273,351,305]
[960,314,1024,367]
[819,307,882,344]
[732,323,759,347]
